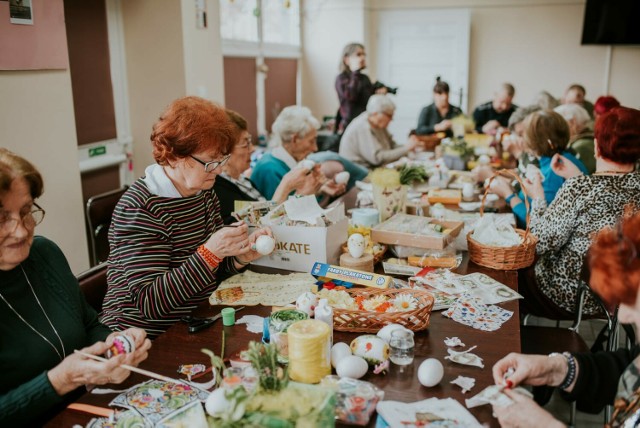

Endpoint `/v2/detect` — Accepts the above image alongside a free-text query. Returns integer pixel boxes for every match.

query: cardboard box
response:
[370,214,464,250]
[311,262,392,289]
[251,218,349,273]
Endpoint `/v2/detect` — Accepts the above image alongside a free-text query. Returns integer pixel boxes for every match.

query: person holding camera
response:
[339,94,423,169]
[335,43,390,133]
[415,77,463,137]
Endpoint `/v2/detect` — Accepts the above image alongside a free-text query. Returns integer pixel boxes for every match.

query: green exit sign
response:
[88,146,106,157]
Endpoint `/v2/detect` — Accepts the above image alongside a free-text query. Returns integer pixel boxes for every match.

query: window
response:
[219,0,300,48]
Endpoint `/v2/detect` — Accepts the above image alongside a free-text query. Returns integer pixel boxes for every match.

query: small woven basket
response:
[333,288,434,333]
[467,169,538,270]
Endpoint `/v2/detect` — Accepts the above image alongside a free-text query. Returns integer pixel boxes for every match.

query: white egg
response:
[298,159,315,171]
[205,388,232,416]
[347,233,365,259]
[335,171,350,185]
[376,323,406,343]
[331,342,352,368]
[336,355,369,379]
[254,235,276,255]
[478,154,491,165]
[418,358,444,387]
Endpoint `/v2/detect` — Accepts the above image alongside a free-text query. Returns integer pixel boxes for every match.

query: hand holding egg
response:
[298,159,316,171]
[334,171,350,185]
[253,235,276,255]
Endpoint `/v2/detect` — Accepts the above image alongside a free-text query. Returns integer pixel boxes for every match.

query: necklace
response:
[594,169,635,175]
[0,266,66,361]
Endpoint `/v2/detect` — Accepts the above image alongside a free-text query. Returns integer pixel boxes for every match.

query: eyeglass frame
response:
[0,202,46,236]
[235,136,253,150]
[189,154,231,173]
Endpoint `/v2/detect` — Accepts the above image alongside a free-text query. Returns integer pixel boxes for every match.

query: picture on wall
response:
[10,0,33,25]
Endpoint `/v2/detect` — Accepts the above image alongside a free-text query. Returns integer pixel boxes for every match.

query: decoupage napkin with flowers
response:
[443,293,513,331]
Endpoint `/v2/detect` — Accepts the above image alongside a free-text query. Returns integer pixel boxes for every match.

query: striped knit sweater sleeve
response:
[99,181,242,338]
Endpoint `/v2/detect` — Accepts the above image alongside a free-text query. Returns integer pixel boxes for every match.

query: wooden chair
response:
[77,262,108,313]
[85,187,127,266]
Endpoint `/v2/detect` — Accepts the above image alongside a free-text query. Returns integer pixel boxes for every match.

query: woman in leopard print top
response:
[519,107,640,317]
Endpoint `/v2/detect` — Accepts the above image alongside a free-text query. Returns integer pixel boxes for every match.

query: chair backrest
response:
[77,262,108,313]
[85,186,127,266]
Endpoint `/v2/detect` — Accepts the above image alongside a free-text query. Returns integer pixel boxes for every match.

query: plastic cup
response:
[221,307,236,326]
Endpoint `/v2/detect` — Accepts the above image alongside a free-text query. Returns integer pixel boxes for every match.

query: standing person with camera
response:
[335,43,391,133]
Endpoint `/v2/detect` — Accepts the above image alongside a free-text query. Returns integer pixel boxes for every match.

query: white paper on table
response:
[377,398,482,428]
[282,195,345,225]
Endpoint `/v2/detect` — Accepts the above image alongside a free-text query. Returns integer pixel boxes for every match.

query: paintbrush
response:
[74,349,188,386]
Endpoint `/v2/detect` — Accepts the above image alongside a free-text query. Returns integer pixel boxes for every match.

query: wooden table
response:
[45,258,518,427]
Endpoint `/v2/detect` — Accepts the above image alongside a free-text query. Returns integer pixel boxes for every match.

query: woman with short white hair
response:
[339,94,422,168]
[251,106,346,200]
[555,103,595,173]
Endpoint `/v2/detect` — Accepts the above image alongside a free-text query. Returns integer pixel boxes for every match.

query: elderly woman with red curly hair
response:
[490,211,640,427]
[517,106,640,320]
[100,97,273,339]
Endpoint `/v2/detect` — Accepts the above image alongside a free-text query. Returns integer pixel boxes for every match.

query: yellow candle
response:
[287,320,331,384]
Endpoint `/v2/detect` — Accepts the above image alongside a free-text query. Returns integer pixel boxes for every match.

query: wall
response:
[300,0,371,119]
[0,70,90,273]
[121,0,187,179]
[304,0,640,119]
[180,0,226,104]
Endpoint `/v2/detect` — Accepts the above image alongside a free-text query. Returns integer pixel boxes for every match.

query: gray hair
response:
[508,104,541,131]
[270,105,320,147]
[532,91,559,110]
[554,104,591,128]
[366,94,396,115]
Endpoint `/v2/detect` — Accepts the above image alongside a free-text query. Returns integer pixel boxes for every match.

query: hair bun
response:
[435,76,441,83]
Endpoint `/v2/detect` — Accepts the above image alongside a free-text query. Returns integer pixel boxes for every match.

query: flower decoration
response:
[392,294,418,311]
[362,295,388,312]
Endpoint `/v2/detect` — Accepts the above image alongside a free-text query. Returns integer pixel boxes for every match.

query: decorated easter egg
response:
[331,342,352,368]
[334,171,350,185]
[254,235,276,255]
[376,323,409,343]
[295,291,319,317]
[350,335,390,365]
[336,355,368,379]
[418,358,444,387]
[298,159,315,171]
[347,233,366,259]
[105,334,135,359]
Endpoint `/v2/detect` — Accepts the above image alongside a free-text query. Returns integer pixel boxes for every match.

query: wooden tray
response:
[370,214,463,250]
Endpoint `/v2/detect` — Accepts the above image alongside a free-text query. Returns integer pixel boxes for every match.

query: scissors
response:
[182,307,245,333]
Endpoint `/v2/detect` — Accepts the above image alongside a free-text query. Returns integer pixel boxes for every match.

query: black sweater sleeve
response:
[562,346,640,413]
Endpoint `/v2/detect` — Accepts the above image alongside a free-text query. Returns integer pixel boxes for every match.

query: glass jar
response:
[389,329,415,366]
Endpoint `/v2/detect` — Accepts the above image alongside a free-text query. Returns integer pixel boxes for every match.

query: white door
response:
[376,9,470,141]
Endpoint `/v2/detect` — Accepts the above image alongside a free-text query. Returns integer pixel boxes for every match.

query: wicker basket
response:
[467,169,538,270]
[333,288,434,333]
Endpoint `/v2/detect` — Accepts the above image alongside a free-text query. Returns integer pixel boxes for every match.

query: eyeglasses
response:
[0,203,45,237]
[190,154,231,173]
[236,136,253,150]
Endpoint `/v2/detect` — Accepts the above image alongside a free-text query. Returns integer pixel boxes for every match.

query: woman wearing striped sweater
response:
[100,97,273,339]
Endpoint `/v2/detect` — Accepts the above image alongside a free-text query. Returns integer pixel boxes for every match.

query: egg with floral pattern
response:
[350,335,390,365]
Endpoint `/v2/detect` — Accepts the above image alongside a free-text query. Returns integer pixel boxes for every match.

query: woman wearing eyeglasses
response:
[491,211,640,428]
[213,110,320,224]
[0,149,150,425]
[100,97,273,339]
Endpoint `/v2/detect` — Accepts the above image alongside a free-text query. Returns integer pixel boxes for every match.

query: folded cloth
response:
[470,215,522,247]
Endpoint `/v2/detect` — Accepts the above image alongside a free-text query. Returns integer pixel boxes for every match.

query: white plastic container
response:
[315,299,334,345]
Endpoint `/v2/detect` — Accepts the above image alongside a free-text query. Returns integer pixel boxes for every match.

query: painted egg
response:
[418,358,444,387]
[254,235,276,255]
[335,171,350,185]
[295,291,319,317]
[105,334,135,359]
[205,388,245,421]
[336,355,368,379]
[350,335,390,365]
[298,159,315,171]
[376,323,409,343]
[347,233,366,259]
[331,342,352,368]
